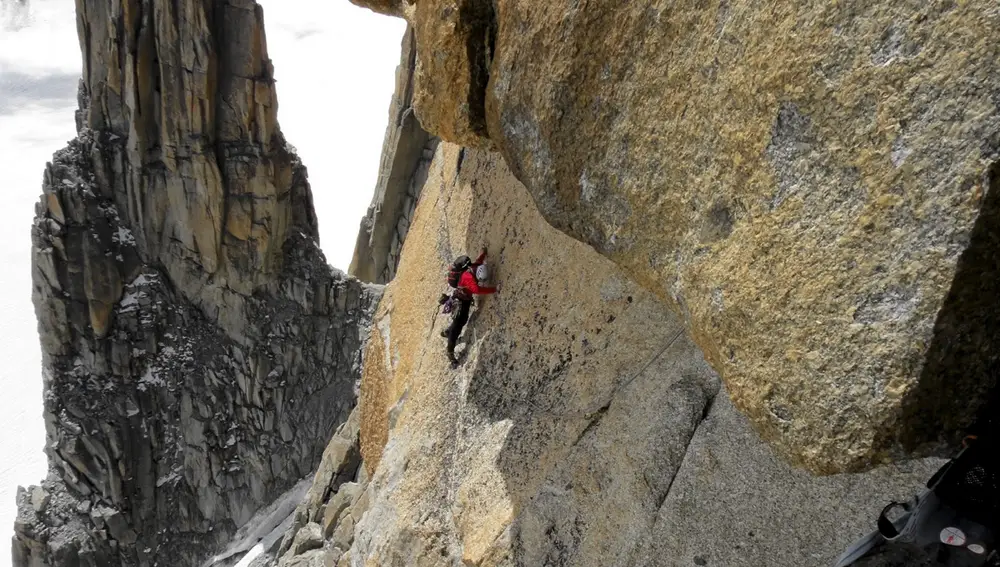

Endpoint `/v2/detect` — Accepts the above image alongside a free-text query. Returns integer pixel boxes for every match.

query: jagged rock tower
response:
[12,1,381,565]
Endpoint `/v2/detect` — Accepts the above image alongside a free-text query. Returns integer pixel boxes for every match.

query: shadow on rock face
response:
[897,162,1000,456]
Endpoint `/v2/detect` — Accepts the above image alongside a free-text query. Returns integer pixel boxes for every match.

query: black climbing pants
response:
[446,299,472,356]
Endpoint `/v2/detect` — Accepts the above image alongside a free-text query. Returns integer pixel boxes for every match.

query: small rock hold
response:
[349,485,372,523]
[30,487,50,514]
[331,513,355,551]
[323,483,361,538]
[292,522,324,555]
[325,548,343,567]
[280,548,331,567]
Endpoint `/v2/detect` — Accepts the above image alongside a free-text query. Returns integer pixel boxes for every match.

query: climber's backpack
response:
[834,436,999,567]
[439,256,472,314]
[447,255,471,288]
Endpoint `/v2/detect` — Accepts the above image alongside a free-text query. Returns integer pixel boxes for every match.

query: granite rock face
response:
[12,2,381,566]
[342,0,1000,474]
[294,141,945,567]
[649,389,943,567]
[350,24,440,285]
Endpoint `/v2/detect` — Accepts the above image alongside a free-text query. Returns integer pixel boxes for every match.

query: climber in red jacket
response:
[442,247,497,366]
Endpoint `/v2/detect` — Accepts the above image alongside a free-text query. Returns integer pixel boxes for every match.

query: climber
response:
[441,247,497,366]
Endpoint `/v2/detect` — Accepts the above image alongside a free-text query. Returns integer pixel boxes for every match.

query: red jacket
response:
[456,251,496,297]
[458,270,496,295]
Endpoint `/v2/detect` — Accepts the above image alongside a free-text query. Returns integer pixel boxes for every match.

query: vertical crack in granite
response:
[12,2,382,566]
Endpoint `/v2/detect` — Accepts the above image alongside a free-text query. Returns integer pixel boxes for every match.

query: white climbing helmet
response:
[475,264,489,282]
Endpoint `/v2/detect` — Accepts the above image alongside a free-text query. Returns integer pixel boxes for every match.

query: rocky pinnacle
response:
[12,2,382,566]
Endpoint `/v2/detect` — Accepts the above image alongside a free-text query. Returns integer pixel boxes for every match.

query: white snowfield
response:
[203,478,312,567]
